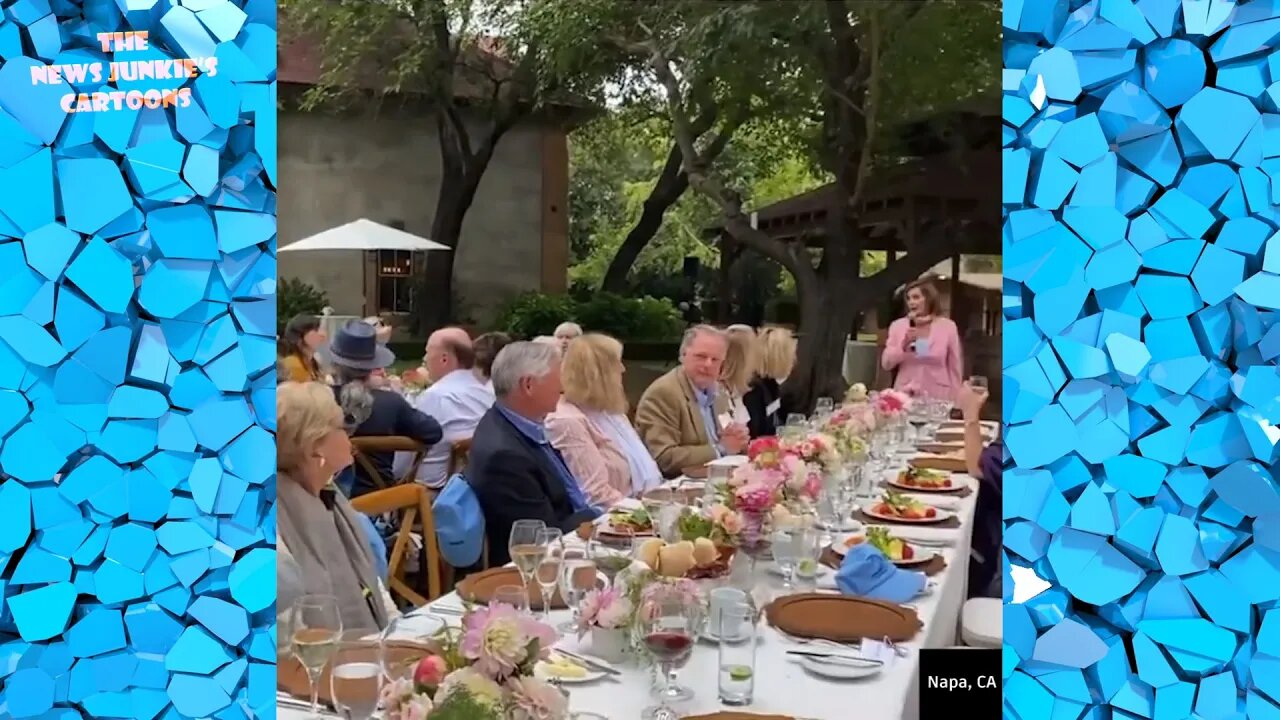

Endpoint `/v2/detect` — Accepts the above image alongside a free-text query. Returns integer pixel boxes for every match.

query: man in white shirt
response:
[412,327,494,488]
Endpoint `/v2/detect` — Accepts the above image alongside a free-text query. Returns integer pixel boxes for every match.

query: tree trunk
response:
[600,169,689,292]
[416,179,471,333]
[784,273,859,414]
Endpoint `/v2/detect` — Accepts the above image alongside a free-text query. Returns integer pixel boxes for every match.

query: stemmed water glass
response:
[290,594,343,720]
[509,519,547,602]
[640,584,701,718]
[534,527,565,622]
[330,634,383,720]
[814,397,835,423]
[588,525,635,587]
[559,549,603,634]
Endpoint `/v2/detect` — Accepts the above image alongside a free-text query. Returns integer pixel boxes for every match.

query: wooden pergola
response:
[705,97,1002,326]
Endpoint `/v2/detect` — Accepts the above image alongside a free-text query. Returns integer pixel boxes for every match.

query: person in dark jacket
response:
[321,320,443,498]
[742,326,796,438]
[958,379,1002,598]
[466,341,600,567]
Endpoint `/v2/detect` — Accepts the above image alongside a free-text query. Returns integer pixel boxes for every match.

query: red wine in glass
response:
[645,631,694,665]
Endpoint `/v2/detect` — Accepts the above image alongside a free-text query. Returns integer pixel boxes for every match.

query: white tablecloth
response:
[281,465,979,720]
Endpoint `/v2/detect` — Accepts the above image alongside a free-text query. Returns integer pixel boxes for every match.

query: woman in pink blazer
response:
[880,279,964,401]
[546,334,664,506]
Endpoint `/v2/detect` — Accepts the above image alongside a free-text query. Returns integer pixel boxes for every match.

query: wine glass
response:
[588,527,635,587]
[559,550,603,634]
[640,584,700,717]
[291,595,343,719]
[814,397,835,422]
[493,584,531,612]
[534,527,565,621]
[509,519,547,598]
[330,634,383,720]
[782,414,808,440]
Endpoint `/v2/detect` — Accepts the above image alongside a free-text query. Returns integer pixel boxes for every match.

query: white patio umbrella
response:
[279,218,452,252]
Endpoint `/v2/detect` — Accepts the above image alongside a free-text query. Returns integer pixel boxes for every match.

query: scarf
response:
[585,410,664,495]
[277,472,388,632]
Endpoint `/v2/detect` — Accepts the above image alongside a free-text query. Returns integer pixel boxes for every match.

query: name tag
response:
[914,339,930,356]
[766,399,781,416]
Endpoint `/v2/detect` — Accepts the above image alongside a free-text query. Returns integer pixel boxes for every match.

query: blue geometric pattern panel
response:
[0,0,276,717]
[1004,2,1280,719]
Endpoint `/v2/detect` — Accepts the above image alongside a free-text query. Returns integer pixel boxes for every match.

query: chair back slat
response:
[351,484,442,606]
[446,438,472,477]
[351,436,429,489]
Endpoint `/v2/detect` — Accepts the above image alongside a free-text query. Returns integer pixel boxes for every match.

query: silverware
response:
[786,650,883,667]
[428,603,466,616]
[276,694,339,716]
[552,648,621,677]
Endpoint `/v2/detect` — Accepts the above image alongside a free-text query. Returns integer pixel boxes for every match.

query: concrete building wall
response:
[277,104,557,324]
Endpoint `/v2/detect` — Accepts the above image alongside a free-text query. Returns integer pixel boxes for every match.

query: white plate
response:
[862,505,955,525]
[829,535,931,567]
[534,654,607,684]
[796,655,884,680]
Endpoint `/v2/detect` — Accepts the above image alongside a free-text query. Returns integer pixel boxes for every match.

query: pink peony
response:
[506,676,570,720]
[402,694,434,720]
[461,603,557,679]
[747,436,783,466]
[735,482,776,513]
[718,509,744,535]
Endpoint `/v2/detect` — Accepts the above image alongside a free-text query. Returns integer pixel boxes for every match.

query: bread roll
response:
[692,537,718,567]
[657,544,695,577]
[637,538,663,570]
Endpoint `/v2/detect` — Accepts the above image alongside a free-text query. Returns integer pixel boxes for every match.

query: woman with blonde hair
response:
[744,326,796,437]
[720,325,758,428]
[276,382,396,632]
[546,334,663,502]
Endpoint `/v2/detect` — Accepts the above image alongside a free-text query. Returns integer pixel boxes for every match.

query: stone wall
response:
[276,104,556,324]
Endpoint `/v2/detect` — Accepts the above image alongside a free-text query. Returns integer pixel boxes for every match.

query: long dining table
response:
[279,444,982,720]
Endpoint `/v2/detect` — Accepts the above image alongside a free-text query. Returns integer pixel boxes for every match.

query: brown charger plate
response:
[909,455,968,473]
[766,593,920,643]
[456,566,568,609]
[821,546,947,576]
[279,641,435,705]
[856,509,961,529]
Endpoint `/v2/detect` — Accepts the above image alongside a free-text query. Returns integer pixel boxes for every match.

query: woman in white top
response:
[721,325,758,428]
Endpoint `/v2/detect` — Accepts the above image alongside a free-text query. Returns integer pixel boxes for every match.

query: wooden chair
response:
[351,436,429,490]
[351,484,442,607]
[446,438,473,477]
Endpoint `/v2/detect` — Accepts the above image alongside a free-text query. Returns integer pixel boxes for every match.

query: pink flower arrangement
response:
[734,480,778,513]
[872,388,912,419]
[506,675,570,720]
[576,586,633,638]
[781,432,842,474]
[380,603,569,720]
[708,503,745,535]
[746,436,784,467]
[461,603,558,680]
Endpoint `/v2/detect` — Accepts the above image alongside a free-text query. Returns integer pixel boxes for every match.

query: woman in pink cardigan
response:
[881,279,964,401]
[546,334,664,506]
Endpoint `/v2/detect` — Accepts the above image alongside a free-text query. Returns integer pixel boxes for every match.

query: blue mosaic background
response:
[1003,1,1280,718]
[0,0,277,717]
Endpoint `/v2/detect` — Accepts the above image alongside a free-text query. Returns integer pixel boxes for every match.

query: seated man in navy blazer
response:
[466,341,601,566]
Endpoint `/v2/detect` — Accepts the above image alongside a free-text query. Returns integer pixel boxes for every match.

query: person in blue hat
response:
[320,319,443,497]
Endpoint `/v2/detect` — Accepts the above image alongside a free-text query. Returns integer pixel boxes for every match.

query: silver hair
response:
[679,324,727,356]
[491,341,559,398]
[334,365,374,430]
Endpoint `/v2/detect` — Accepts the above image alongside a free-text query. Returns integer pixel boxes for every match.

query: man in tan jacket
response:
[635,325,750,477]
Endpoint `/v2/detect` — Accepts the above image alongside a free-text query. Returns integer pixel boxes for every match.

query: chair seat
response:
[961,598,1001,648]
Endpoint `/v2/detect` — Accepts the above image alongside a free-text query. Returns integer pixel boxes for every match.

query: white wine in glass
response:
[509,519,547,596]
[291,594,342,719]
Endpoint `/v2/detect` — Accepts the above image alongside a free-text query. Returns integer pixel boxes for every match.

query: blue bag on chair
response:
[432,473,485,568]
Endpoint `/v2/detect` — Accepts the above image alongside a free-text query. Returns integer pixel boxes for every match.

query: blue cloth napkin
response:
[836,543,927,603]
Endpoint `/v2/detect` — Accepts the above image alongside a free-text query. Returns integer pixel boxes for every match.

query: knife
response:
[553,648,622,676]
[786,650,883,667]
